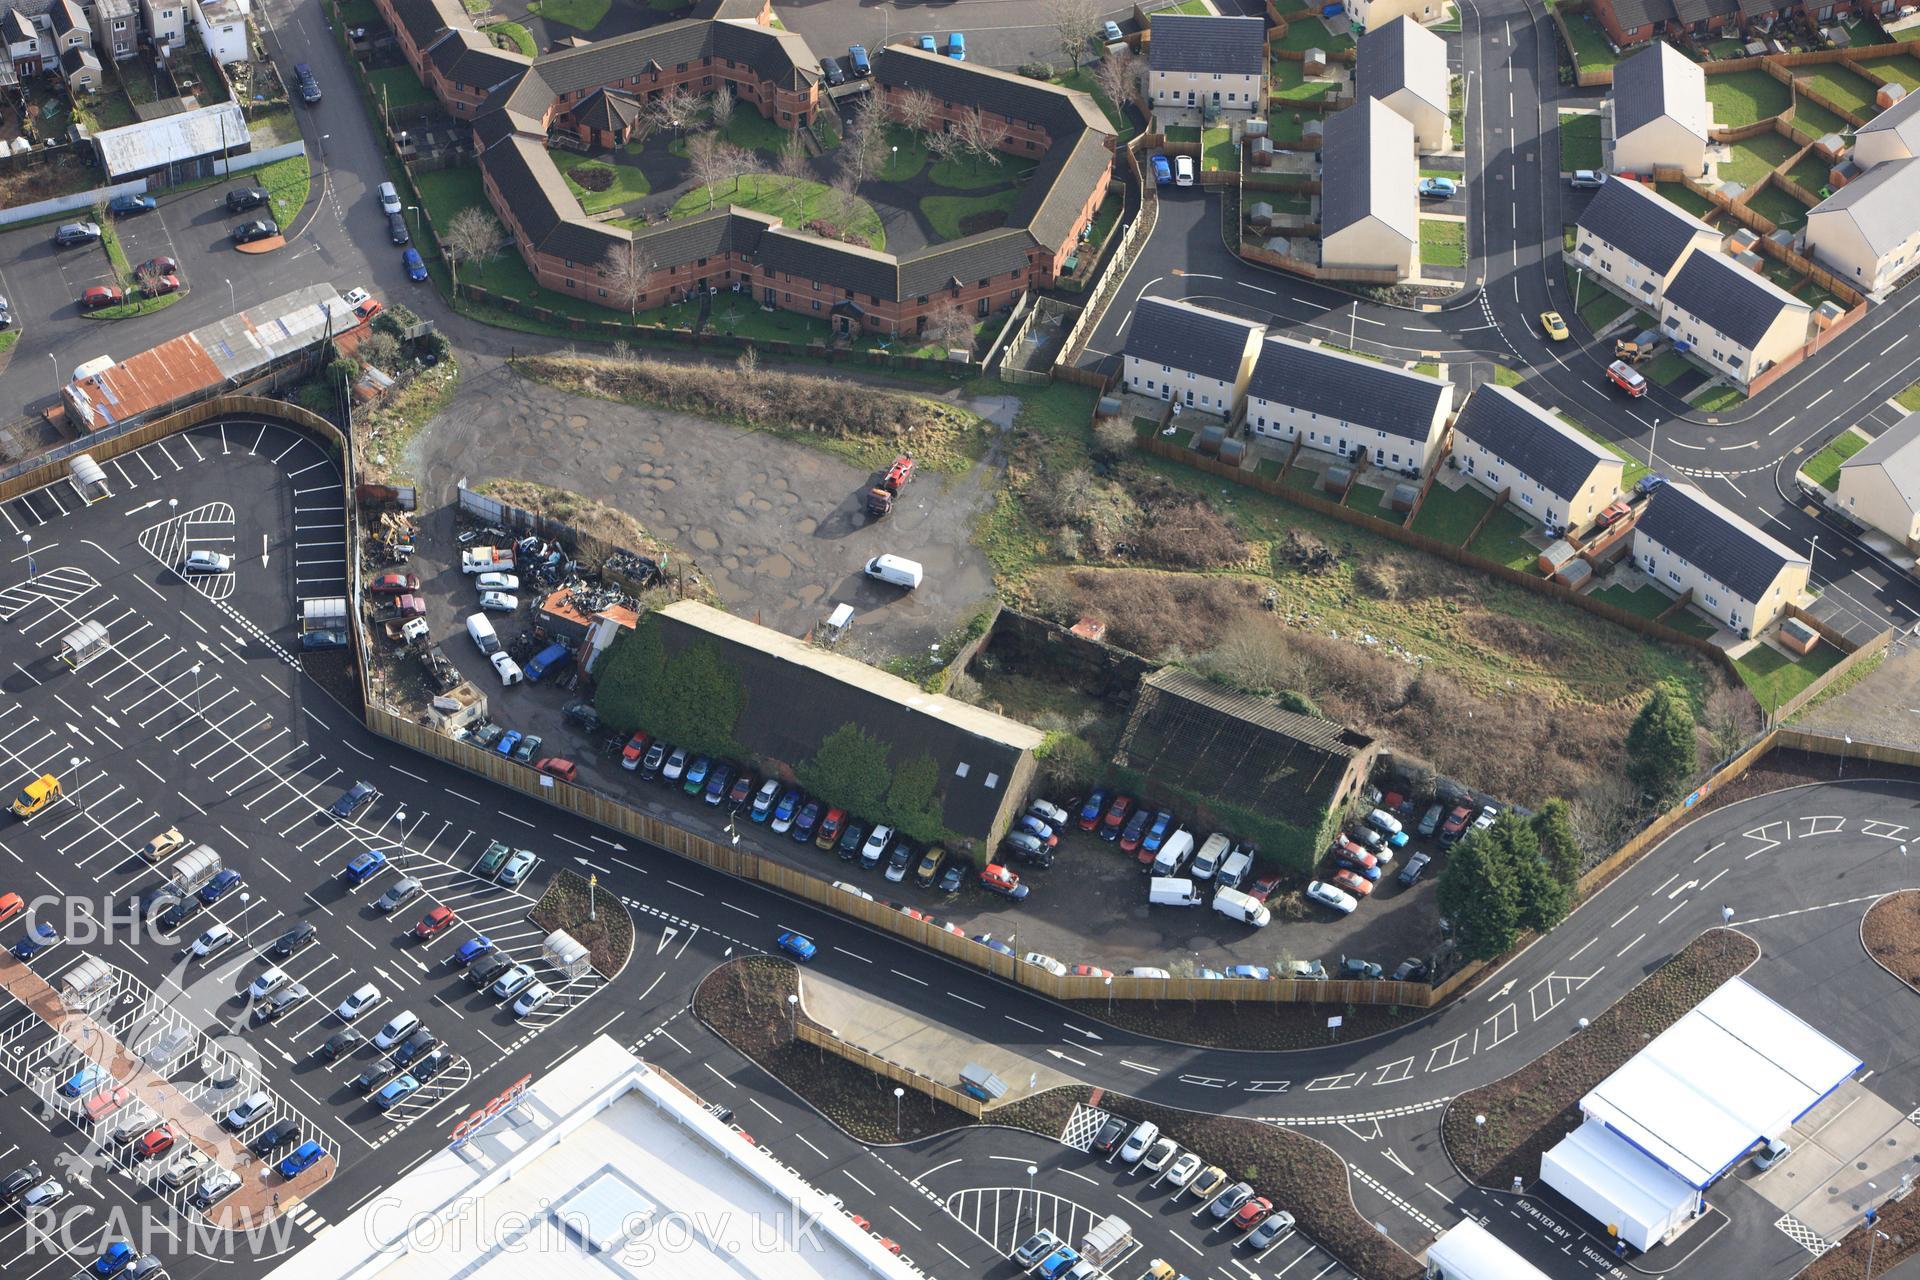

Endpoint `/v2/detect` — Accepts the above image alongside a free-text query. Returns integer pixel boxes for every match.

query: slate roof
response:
[1356,17,1449,116]
[1320,99,1418,244]
[897,229,1040,299]
[1146,14,1268,76]
[427,26,529,92]
[1575,175,1716,275]
[2,8,32,44]
[1669,0,1737,23]
[1246,334,1450,441]
[690,0,766,17]
[1857,87,1920,150]
[571,86,644,134]
[531,18,816,98]
[1598,0,1676,28]
[387,0,464,52]
[1662,250,1807,351]
[1611,40,1707,143]
[1809,155,1920,255]
[48,0,83,37]
[1453,385,1621,501]
[1635,481,1804,602]
[58,42,96,74]
[1840,412,1920,502]
[873,44,1110,138]
[478,134,628,264]
[1123,297,1263,382]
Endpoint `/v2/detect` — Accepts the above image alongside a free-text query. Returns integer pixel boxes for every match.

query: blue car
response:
[91,1241,136,1276]
[1038,1246,1081,1280]
[403,246,427,282]
[375,1074,421,1112]
[59,1064,106,1098]
[704,763,734,805]
[1388,830,1410,849]
[682,755,711,795]
[972,934,1015,957]
[1078,787,1110,832]
[848,43,870,76]
[791,800,822,843]
[946,31,965,60]
[452,936,494,968]
[1151,154,1172,186]
[1141,810,1173,853]
[12,921,59,961]
[277,1140,325,1178]
[199,868,244,905]
[496,730,522,757]
[341,849,387,886]
[770,788,800,831]
[329,780,377,819]
[1418,176,1458,200]
[1337,854,1382,881]
[1224,964,1272,980]
[1197,967,1227,980]
[107,194,156,216]
[917,34,937,53]
[776,930,816,961]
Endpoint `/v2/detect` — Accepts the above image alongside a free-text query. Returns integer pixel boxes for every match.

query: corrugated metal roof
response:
[94,102,248,179]
[1142,668,1373,758]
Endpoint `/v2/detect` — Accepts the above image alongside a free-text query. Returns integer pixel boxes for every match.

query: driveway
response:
[411,362,1009,657]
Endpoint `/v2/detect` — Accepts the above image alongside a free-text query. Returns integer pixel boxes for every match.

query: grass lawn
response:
[481,20,536,56]
[1270,59,1341,103]
[1642,348,1693,387]
[921,189,1019,240]
[1802,428,1869,491]
[1272,17,1353,52]
[1164,125,1200,143]
[878,125,927,182]
[1052,68,1135,143]
[1744,180,1809,230]
[1409,482,1493,545]
[368,65,435,111]
[1705,68,1790,125]
[1420,218,1465,267]
[256,155,312,230]
[1720,131,1797,186]
[1201,127,1235,171]
[673,174,885,246]
[1568,267,1631,331]
[1589,581,1680,621]
[1786,153,1833,196]
[1855,52,1920,92]
[1691,384,1747,414]
[721,110,791,156]
[1796,65,1878,117]
[99,220,131,284]
[1466,506,1541,570]
[337,0,379,26]
[1451,76,1465,149]
[1734,641,1844,714]
[1558,112,1601,171]
[1653,181,1717,218]
[1346,482,1397,520]
[87,291,183,322]
[1899,379,1920,412]
[1703,37,1748,60]
[1558,410,1649,488]
[928,149,1036,190]
[1086,191,1122,247]
[1788,94,1851,141]
[1560,12,1622,77]
[553,151,651,214]
[1154,0,1212,14]
[526,0,610,28]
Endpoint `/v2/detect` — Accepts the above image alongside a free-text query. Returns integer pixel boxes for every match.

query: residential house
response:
[1145,14,1267,115]
[1851,90,1920,170]
[1587,0,1740,49]
[1605,41,1708,178]
[58,39,96,89]
[141,0,185,51]
[187,0,246,64]
[1658,248,1811,386]
[1807,156,1920,294]
[1835,412,1920,549]
[1572,175,1722,311]
[1243,333,1454,472]
[3,8,41,78]
[1630,481,1808,636]
[1120,296,1265,415]
[1320,99,1419,278]
[93,0,135,59]
[1449,384,1627,533]
[45,0,87,56]
[1343,0,1448,34]
[1355,17,1450,153]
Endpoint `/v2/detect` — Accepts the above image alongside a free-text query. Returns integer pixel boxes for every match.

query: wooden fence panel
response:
[794,1023,985,1118]
[1770,626,1891,724]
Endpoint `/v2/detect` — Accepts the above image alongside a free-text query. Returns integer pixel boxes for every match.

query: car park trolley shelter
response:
[1423,1217,1553,1279]
[67,453,111,505]
[59,619,110,670]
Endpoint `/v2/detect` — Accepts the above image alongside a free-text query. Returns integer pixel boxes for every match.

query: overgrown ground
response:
[473,479,677,564]
[529,868,635,975]
[1442,930,1759,1187]
[1863,889,1920,993]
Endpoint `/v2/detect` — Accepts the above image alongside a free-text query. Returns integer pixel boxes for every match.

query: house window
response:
[1667,570,1681,584]
[1487,470,1500,484]
[1704,593,1718,607]
[1520,493,1534,507]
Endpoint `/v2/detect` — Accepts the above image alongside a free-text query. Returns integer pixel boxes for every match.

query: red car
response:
[1330,869,1374,898]
[1245,873,1283,902]
[369,573,420,594]
[82,1085,132,1124]
[1100,794,1133,840]
[411,905,456,939]
[1332,842,1376,870]
[849,1214,871,1233]
[80,285,125,309]
[535,757,577,783]
[815,807,846,849]
[1594,499,1633,529]
[878,1239,902,1256]
[1440,805,1473,842]
[1067,964,1113,978]
[141,274,181,298]
[135,1124,179,1160]
[1231,1196,1274,1230]
[621,733,649,769]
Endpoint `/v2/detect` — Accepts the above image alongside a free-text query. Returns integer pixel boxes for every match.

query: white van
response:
[1216,844,1253,889]
[1126,966,1170,978]
[1150,828,1194,877]
[466,613,500,655]
[1190,833,1230,880]
[1212,886,1271,928]
[863,554,923,589]
[1148,876,1201,907]
[72,355,115,383]
[1366,808,1403,836]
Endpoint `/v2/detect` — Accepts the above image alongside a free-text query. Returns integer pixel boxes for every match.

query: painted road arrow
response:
[573,856,611,874]
[589,835,629,851]
[1044,1049,1087,1067]
[1667,878,1699,899]
[1487,978,1516,1001]
[1063,1024,1103,1041]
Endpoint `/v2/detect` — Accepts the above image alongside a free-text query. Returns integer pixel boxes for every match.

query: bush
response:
[1355,557,1403,598]
[1019,61,1057,79]
[1090,415,1136,463]
[1277,689,1319,716]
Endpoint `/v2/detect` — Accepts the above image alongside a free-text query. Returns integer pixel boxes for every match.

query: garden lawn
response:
[1560,12,1621,77]
[1163,125,1200,143]
[1744,181,1809,230]
[1052,69,1135,142]
[482,20,536,56]
[336,0,379,26]
[921,189,1019,240]
[929,150,1037,190]
[1201,127,1235,171]
[1273,17,1353,51]
[1409,482,1493,545]
[1856,52,1920,92]
[1568,268,1630,331]
[1653,181,1716,218]
[1558,112,1601,171]
[672,174,885,247]
[554,152,651,214]
[1691,384,1746,414]
[1735,641,1844,714]
[1900,380,1920,413]
[1802,428,1869,491]
[1466,506,1540,570]
[1642,348,1693,387]
[1786,153,1833,197]
[1589,582,1682,622]
[367,65,434,111]
[1796,65,1878,117]
[722,109,791,156]
[1557,410,1649,488]
[1705,68,1789,125]
[1420,218,1465,267]
[526,0,610,28]
[1720,132,1797,186]
[1086,192,1122,246]
[256,155,312,229]
[878,125,927,181]
[1154,0,1212,14]
[1271,59,1341,103]
[1788,94,1851,141]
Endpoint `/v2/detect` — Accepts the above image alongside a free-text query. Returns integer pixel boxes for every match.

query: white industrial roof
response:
[265,1036,927,1280]
[1580,977,1858,1188]
[1425,1217,1554,1280]
[1541,1120,1698,1252]
[93,102,248,179]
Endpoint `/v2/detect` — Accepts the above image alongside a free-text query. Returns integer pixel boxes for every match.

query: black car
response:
[231,219,279,244]
[836,823,865,862]
[249,1118,299,1157]
[268,921,317,959]
[1348,825,1385,852]
[156,897,203,933]
[885,843,914,880]
[1390,957,1431,983]
[294,62,321,104]
[466,952,513,989]
[413,1048,450,1083]
[639,740,667,781]
[936,859,966,894]
[351,1061,402,1094]
[1090,1114,1131,1155]
[330,781,377,819]
[388,211,410,245]
[391,1027,439,1068]
[0,1162,42,1202]
[1396,850,1432,887]
[225,186,268,213]
[820,55,846,85]
[315,1030,364,1062]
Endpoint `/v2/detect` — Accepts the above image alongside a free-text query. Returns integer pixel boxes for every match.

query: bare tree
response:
[602,240,657,317]
[923,127,963,164]
[443,205,505,293]
[1048,0,1101,72]
[838,96,889,191]
[708,84,735,136]
[950,107,1003,167]
[892,87,939,136]
[727,143,764,199]
[1090,48,1136,118]
[648,85,706,139]
[687,132,732,209]
[776,128,812,212]
[923,298,976,355]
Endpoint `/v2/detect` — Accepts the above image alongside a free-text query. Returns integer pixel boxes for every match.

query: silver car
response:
[182,550,233,574]
[374,878,422,913]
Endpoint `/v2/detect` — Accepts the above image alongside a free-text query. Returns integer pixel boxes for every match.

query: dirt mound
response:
[569,165,614,192]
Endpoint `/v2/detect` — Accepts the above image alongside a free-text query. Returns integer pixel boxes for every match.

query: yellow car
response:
[10,774,61,818]
[139,826,186,864]
[1189,1164,1229,1200]
[1540,310,1570,341]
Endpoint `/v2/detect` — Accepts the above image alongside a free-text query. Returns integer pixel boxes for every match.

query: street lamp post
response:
[1104,975,1113,1015]
[1809,533,1821,578]
[892,1086,904,1136]
[787,992,798,1037]
[1840,734,1853,779]
[408,205,420,234]
[225,278,235,312]
[189,661,203,714]
[47,352,58,396]
[21,533,32,580]
[588,872,598,922]
[1473,1113,1486,1174]
[1026,1164,1038,1224]
[1866,1228,1891,1280]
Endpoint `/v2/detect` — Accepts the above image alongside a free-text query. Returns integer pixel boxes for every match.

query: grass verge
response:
[526,0,611,28]
[1801,427,1869,491]
[554,151,652,214]
[482,20,537,57]
[529,867,634,975]
[920,189,1018,240]
[671,174,884,247]
[1420,218,1465,267]
[1733,639,1844,714]
[257,155,312,230]
[1558,111,1601,170]
[86,292,183,321]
